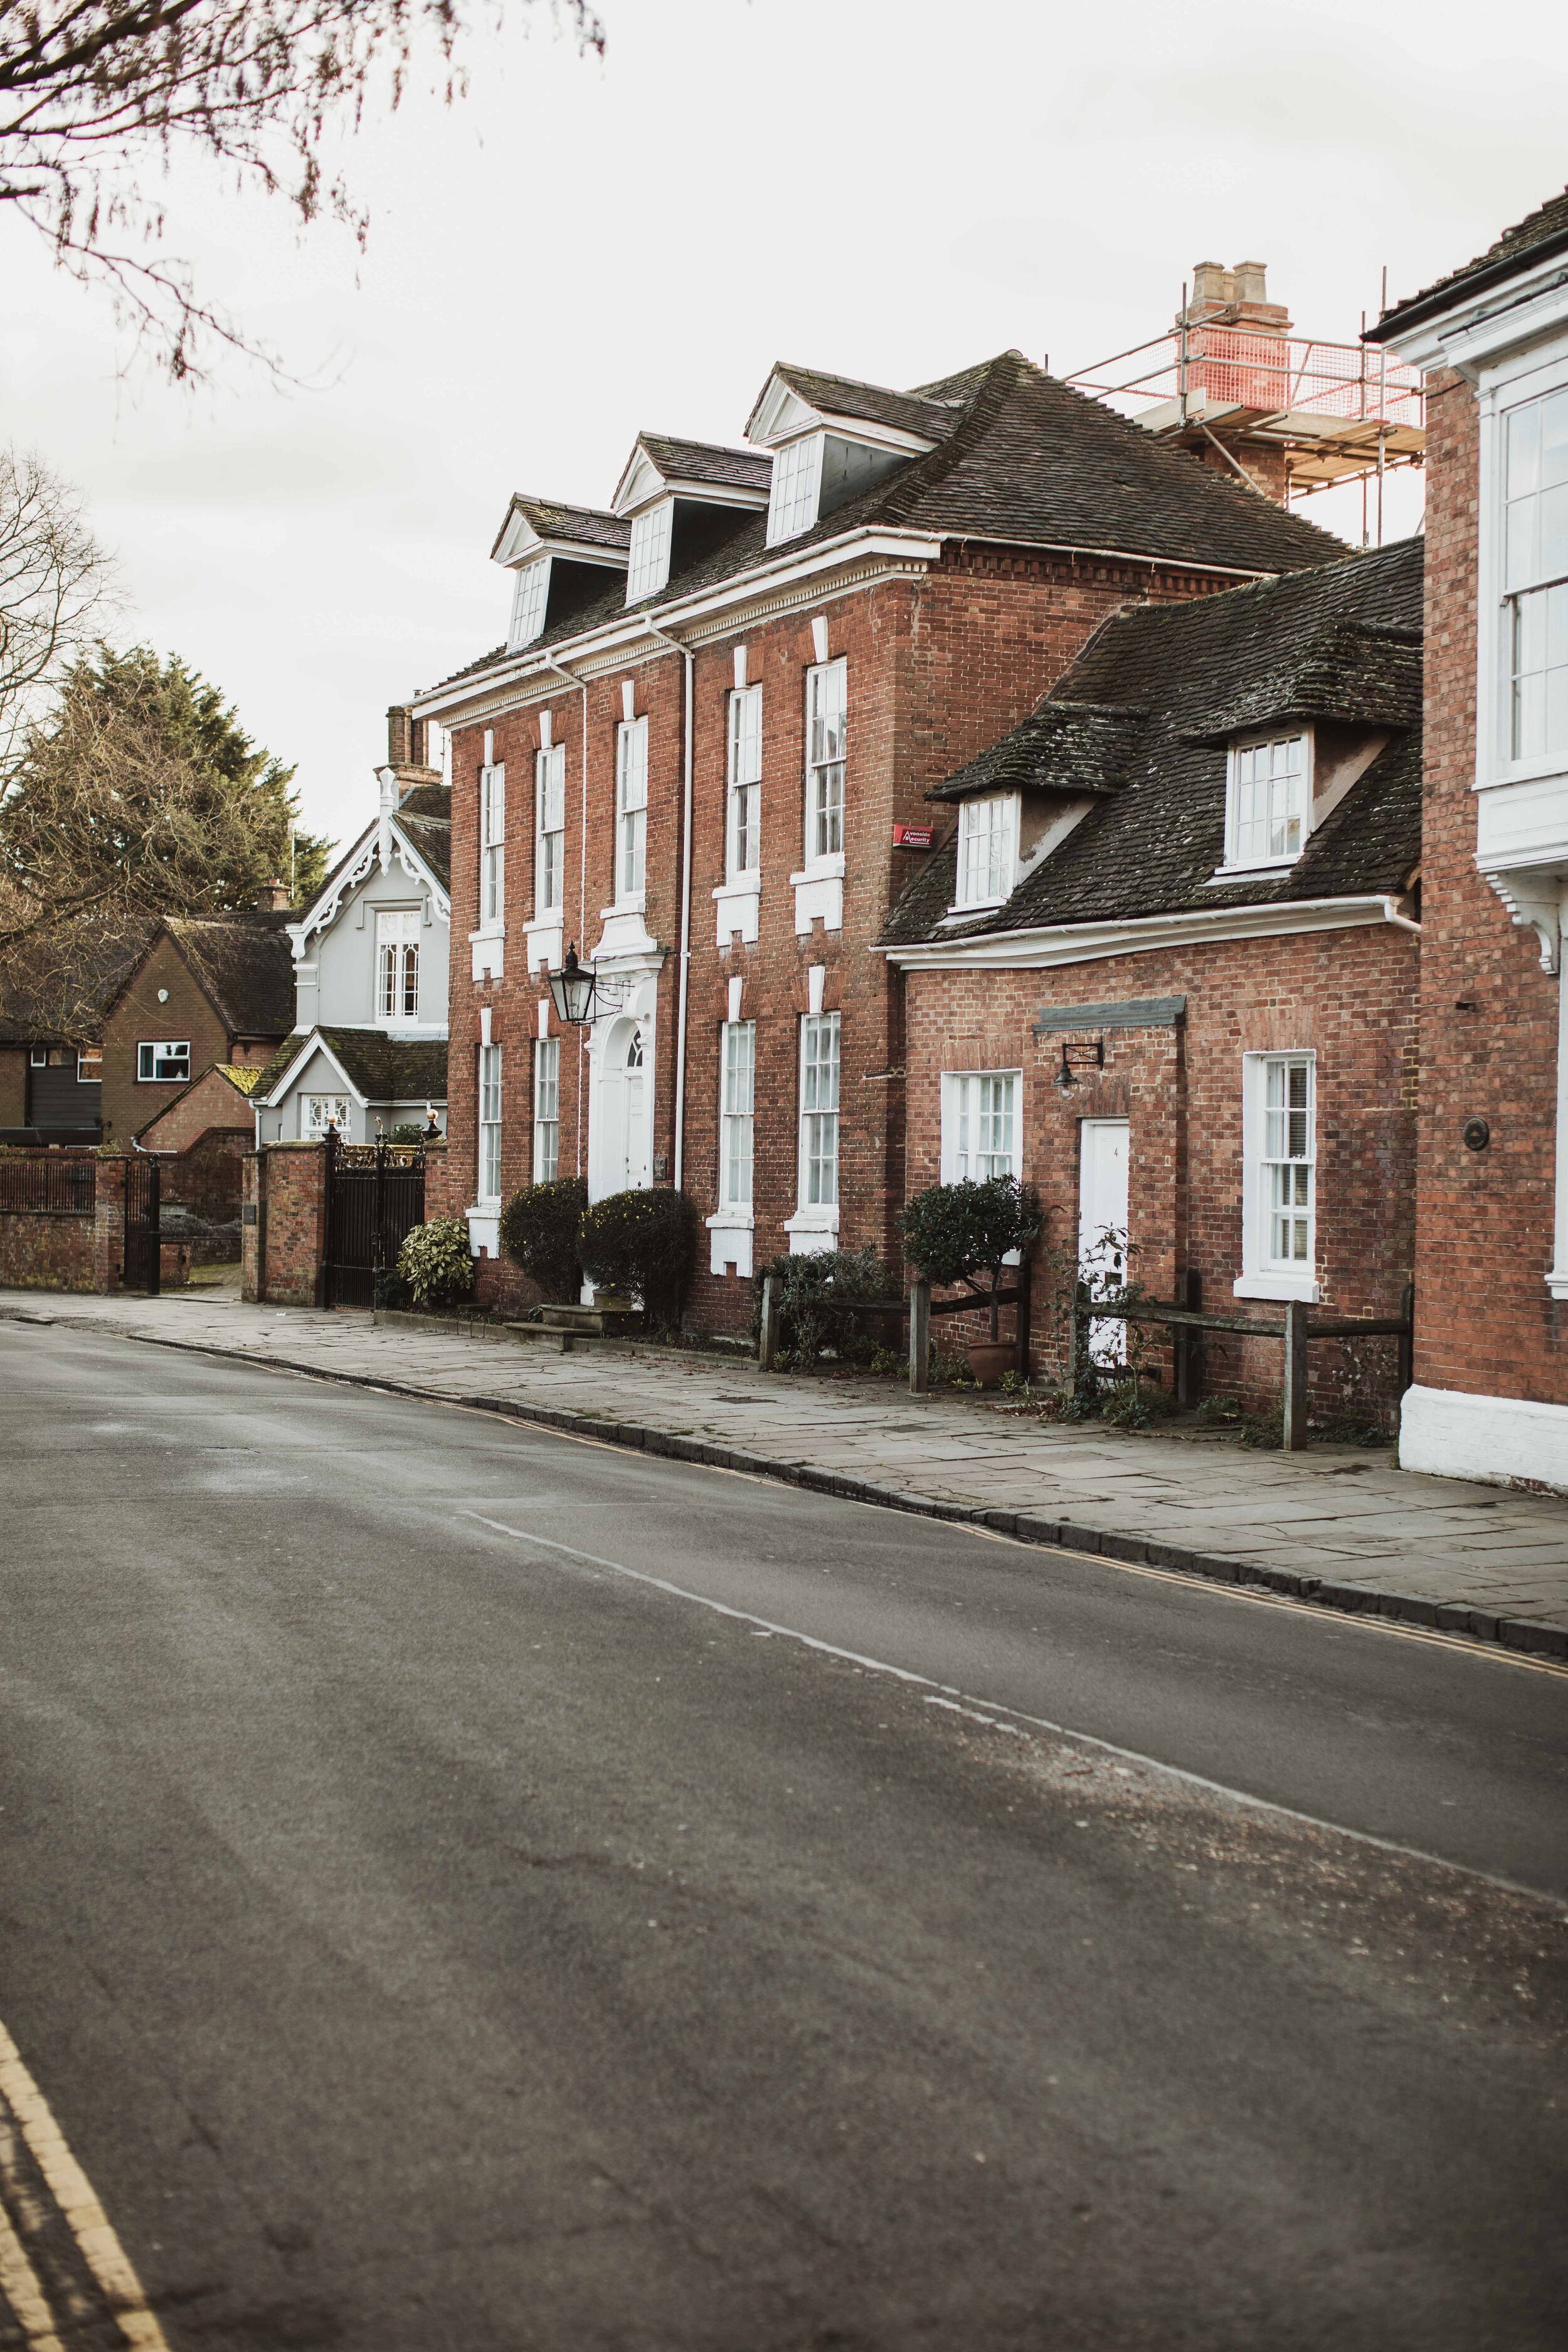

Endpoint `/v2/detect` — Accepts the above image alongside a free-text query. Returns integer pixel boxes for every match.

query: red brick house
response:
[881,538,1422,1420]
[414,348,1339,1322]
[1369,191,1568,1486]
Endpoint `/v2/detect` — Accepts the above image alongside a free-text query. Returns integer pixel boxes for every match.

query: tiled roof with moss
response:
[1372,188,1568,340]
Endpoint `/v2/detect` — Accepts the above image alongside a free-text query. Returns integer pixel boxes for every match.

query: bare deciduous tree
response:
[0,0,605,378]
[0,447,113,768]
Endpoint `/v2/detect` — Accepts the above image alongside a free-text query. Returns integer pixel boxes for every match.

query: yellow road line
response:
[0,2191,64,2352]
[0,2020,170,2352]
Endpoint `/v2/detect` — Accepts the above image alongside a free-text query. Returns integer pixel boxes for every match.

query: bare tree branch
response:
[0,0,605,378]
[0,445,114,771]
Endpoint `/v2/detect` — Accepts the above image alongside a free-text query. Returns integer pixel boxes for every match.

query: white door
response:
[595,1017,650,1198]
[1078,1118,1130,1367]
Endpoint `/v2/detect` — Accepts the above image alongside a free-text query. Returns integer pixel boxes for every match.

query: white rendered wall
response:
[1400,1384,1568,1495]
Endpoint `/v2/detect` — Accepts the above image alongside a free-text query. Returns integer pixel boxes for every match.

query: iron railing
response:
[0,1155,97,1214]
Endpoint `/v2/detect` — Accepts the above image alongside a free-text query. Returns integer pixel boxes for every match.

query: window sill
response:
[1233,1270,1320,1304]
[1547,1268,1568,1301]
[714,874,761,899]
[468,923,506,941]
[790,853,845,887]
[600,894,647,920]
[942,895,1006,920]
[707,1208,755,1231]
[526,908,564,931]
[1206,862,1300,887]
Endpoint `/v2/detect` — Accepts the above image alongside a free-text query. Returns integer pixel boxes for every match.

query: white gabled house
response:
[253,714,452,1145]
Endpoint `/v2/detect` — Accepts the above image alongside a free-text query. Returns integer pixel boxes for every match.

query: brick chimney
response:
[382,704,442,800]
[1177,260,1293,503]
[1181,259,1291,337]
[256,880,292,911]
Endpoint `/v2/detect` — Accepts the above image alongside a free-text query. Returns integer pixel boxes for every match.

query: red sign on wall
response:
[893,823,935,849]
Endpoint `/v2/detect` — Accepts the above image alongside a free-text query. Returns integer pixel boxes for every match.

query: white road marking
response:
[458,1508,1567,1907]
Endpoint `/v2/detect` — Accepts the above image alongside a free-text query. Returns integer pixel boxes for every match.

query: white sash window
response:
[480,762,506,924]
[1226,735,1309,869]
[720,1020,755,1205]
[1238,1051,1318,1300]
[509,563,549,651]
[376,909,420,1019]
[478,1042,503,1204]
[532,1037,559,1183]
[616,717,648,899]
[1504,386,1568,759]
[798,1012,840,1207]
[766,435,824,545]
[727,685,762,878]
[535,743,565,914]
[941,1071,1019,1180]
[955,795,1019,908]
[805,658,845,862]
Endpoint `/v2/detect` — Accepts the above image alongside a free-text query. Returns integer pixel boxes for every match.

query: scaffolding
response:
[1066,303,1424,536]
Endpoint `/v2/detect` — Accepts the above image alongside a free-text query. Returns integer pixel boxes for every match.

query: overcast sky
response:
[3,0,1566,857]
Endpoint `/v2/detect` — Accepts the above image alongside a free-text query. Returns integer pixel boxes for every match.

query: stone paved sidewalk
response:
[6,1283,1568,1651]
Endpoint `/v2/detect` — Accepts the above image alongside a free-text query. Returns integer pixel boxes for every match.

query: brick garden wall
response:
[1413,370,1568,1405]
[0,1205,98,1290]
[904,922,1419,1422]
[246,1140,327,1306]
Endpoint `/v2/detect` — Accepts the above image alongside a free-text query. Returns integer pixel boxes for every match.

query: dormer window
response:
[768,438,825,545]
[955,794,1020,909]
[625,501,674,603]
[509,561,550,650]
[1224,733,1311,871]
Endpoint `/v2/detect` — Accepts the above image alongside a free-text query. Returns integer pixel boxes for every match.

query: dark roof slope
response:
[317,1028,448,1099]
[928,703,1146,804]
[166,916,295,1036]
[637,435,772,493]
[501,496,630,553]
[766,363,965,442]
[431,352,1345,698]
[396,780,449,820]
[883,536,1423,948]
[1372,187,1568,340]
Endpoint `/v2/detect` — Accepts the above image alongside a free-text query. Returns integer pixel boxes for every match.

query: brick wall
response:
[0,1204,97,1289]
[1414,372,1568,1404]
[102,936,234,1145]
[445,543,1239,1325]
[250,1140,327,1306]
[904,923,1418,1420]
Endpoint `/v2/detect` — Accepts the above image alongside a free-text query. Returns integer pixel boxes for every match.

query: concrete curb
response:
[9,1304,1567,1661]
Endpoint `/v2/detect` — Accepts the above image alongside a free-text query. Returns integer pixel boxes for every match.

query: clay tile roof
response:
[768,361,964,442]
[394,800,451,890]
[1370,186,1568,340]
[637,434,773,493]
[165,916,295,1037]
[505,496,630,552]
[428,351,1345,698]
[926,702,1148,804]
[882,535,1424,949]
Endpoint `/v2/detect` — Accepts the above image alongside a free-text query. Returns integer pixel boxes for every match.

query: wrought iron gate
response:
[322,1138,425,1309]
[123,1153,161,1294]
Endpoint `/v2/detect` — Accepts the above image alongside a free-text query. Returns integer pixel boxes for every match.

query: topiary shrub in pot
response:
[751,1246,899,1370]
[397,1216,477,1311]
[899,1176,1043,1388]
[499,1176,588,1303]
[578,1187,698,1336]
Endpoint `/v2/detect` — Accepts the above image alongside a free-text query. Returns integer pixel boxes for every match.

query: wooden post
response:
[1068,1280,1082,1402]
[1015,1253,1033,1381]
[1397,1281,1414,1396]
[1174,1268,1203,1407]
[909,1278,931,1396]
[758,1273,780,1371]
[1282,1299,1309,1451]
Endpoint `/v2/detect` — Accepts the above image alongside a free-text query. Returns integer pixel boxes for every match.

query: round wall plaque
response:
[1462,1117,1491,1152]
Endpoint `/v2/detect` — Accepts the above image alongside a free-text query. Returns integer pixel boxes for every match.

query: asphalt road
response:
[1,1320,1565,2352]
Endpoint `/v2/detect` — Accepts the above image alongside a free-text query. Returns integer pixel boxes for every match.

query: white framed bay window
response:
[535,742,565,915]
[955,795,1019,910]
[478,1042,503,1205]
[1237,1051,1318,1301]
[615,715,648,901]
[941,1070,1020,1182]
[1503,382,1568,761]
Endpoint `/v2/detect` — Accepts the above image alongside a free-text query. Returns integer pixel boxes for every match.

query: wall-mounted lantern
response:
[1056,1039,1105,1090]
[548,943,598,1027]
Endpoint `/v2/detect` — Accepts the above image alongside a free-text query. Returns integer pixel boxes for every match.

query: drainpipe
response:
[537,651,590,1179]
[644,618,695,1191]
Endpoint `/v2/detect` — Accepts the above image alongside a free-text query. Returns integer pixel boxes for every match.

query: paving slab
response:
[4,1285,1568,1653]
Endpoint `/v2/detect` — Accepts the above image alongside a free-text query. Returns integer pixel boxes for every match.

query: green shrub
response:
[753,1246,899,1369]
[578,1187,698,1333]
[499,1177,587,1301]
[899,1177,1043,1338]
[384,1121,426,1146]
[397,1217,476,1310]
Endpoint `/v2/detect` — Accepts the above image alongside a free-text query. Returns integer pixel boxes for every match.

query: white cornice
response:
[290,816,450,955]
[1381,252,1568,379]
[882,895,1418,972]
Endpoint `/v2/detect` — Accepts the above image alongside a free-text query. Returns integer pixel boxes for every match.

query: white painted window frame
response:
[797,1010,840,1212]
[766,435,824,546]
[137,1040,190,1082]
[509,562,549,651]
[727,684,763,880]
[940,1069,1021,1182]
[625,502,674,604]
[300,1091,354,1142]
[719,1019,756,1208]
[954,795,1020,911]
[1236,1049,1320,1303]
[479,762,506,928]
[1219,731,1313,877]
[376,908,420,1020]
[478,1041,503,1207]
[1485,352,1568,781]
[804,657,846,868]
[532,1036,559,1184]
[615,716,649,904]
[535,743,566,916]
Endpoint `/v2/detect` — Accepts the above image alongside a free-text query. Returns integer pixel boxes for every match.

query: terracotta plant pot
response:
[965,1340,1016,1390]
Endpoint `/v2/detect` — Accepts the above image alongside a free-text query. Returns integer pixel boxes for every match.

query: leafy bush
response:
[397,1217,475,1310]
[578,1187,698,1333]
[384,1121,426,1146]
[753,1246,899,1369]
[899,1177,1043,1338]
[499,1177,587,1302]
